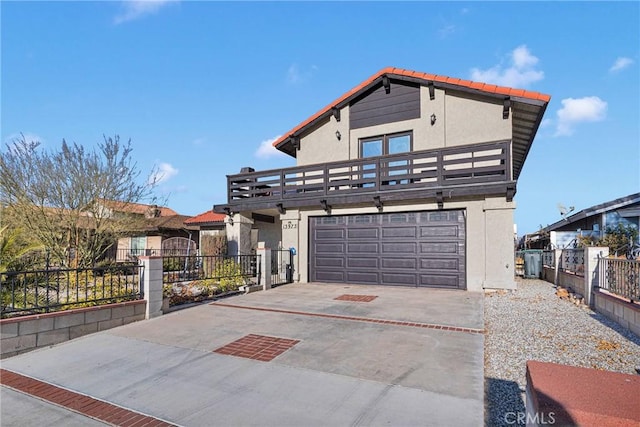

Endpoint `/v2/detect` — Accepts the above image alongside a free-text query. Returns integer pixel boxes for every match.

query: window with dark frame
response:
[359,131,413,158]
[360,131,413,185]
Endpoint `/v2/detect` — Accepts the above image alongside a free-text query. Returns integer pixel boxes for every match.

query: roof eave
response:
[274,70,550,156]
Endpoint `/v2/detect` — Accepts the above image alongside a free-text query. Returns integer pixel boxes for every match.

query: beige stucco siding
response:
[147,236,162,251]
[444,93,511,147]
[296,110,351,166]
[294,87,510,167]
[277,197,516,291]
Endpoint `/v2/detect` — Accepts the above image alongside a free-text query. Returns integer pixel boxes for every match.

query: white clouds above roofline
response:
[114,0,179,25]
[470,45,544,88]
[554,96,608,137]
[255,135,287,159]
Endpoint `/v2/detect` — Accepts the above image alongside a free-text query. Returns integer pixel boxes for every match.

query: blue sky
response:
[2,1,638,235]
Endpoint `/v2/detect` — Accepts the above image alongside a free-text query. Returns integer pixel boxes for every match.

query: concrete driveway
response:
[1,283,485,426]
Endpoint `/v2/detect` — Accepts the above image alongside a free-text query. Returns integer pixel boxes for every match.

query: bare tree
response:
[0,134,159,267]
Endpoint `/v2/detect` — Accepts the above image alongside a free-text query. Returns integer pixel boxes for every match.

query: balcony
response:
[215,140,515,213]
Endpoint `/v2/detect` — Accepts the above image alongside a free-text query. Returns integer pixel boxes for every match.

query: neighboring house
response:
[214,67,550,291]
[184,210,227,254]
[535,192,640,249]
[98,201,198,260]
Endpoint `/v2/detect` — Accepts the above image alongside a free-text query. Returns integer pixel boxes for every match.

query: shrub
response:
[213,259,247,290]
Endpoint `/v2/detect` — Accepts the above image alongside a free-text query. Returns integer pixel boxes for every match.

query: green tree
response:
[600,223,639,257]
[0,134,159,267]
[0,225,43,272]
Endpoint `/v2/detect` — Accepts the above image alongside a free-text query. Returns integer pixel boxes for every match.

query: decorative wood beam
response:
[436,191,444,209]
[291,136,300,151]
[382,75,390,94]
[373,196,383,211]
[332,107,341,122]
[320,199,331,214]
[503,97,511,120]
[428,82,435,100]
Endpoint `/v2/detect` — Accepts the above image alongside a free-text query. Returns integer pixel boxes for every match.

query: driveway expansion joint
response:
[210,302,485,334]
[0,368,177,427]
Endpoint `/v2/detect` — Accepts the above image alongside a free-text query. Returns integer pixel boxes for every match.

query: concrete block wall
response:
[557,271,586,297]
[0,300,146,359]
[593,291,640,337]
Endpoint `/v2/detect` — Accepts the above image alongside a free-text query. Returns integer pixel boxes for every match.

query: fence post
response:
[584,246,609,308]
[552,249,561,285]
[139,256,163,319]
[256,242,271,291]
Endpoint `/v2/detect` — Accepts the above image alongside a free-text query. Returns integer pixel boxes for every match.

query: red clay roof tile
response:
[184,210,226,225]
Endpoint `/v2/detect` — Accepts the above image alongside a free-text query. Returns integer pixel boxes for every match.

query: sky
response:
[2,1,639,236]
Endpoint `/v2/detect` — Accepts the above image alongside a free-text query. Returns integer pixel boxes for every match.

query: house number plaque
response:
[282,221,298,230]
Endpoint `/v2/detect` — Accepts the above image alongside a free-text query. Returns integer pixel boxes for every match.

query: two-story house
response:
[214,67,550,291]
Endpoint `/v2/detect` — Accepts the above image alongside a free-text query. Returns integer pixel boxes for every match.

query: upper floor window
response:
[360,131,412,158]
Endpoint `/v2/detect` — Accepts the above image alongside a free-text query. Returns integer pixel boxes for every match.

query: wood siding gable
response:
[349,81,420,129]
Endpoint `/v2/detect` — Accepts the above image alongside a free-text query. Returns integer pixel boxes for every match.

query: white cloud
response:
[150,162,179,184]
[555,96,607,136]
[470,45,544,88]
[609,57,634,73]
[438,24,456,39]
[3,132,44,145]
[286,64,318,85]
[114,0,178,25]
[255,135,287,159]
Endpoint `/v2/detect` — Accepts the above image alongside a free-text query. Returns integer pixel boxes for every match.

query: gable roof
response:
[147,214,197,231]
[273,66,551,180]
[543,192,640,232]
[184,210,226,225]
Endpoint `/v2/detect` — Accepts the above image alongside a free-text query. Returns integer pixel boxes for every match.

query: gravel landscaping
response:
[484,278,640,426]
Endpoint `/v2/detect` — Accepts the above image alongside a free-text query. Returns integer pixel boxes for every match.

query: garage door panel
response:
[316,257,345,267]
[382,242,417,254]
[381,273,417,286]
[316,229,345,239]
[348,243,379,253]
[420,225,458,238]
[347,257,379,268]
[316,270,346,282]
[420,258,459,270]
[346,271,379,284]
[347,228,379,239]
[420,242,459,254]
[381,226,417,238]
[419,274,460,288]
[381,258,418,269]
[316,243,345,253]
[310,210,466,289]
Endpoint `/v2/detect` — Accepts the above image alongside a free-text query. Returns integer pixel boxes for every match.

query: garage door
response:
[309,210,465,289]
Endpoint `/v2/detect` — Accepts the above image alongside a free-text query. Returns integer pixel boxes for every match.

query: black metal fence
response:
[598,257,640,303]
[271,249,293,286]
[163,254,260,284]
[1,263,143,318]
[112,248,196,263]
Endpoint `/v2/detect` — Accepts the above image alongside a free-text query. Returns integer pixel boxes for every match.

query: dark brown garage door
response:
[309,210,465,289]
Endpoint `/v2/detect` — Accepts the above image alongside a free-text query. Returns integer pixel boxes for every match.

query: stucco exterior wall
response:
[444,93,511,147]
[256,219,283,250]
[296,108,351,166]
[294,87,510,166]
[277,197,516,291]
[146,235,162,251]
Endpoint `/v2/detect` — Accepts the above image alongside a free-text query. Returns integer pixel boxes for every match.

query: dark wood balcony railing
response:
[220,140,513,212]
